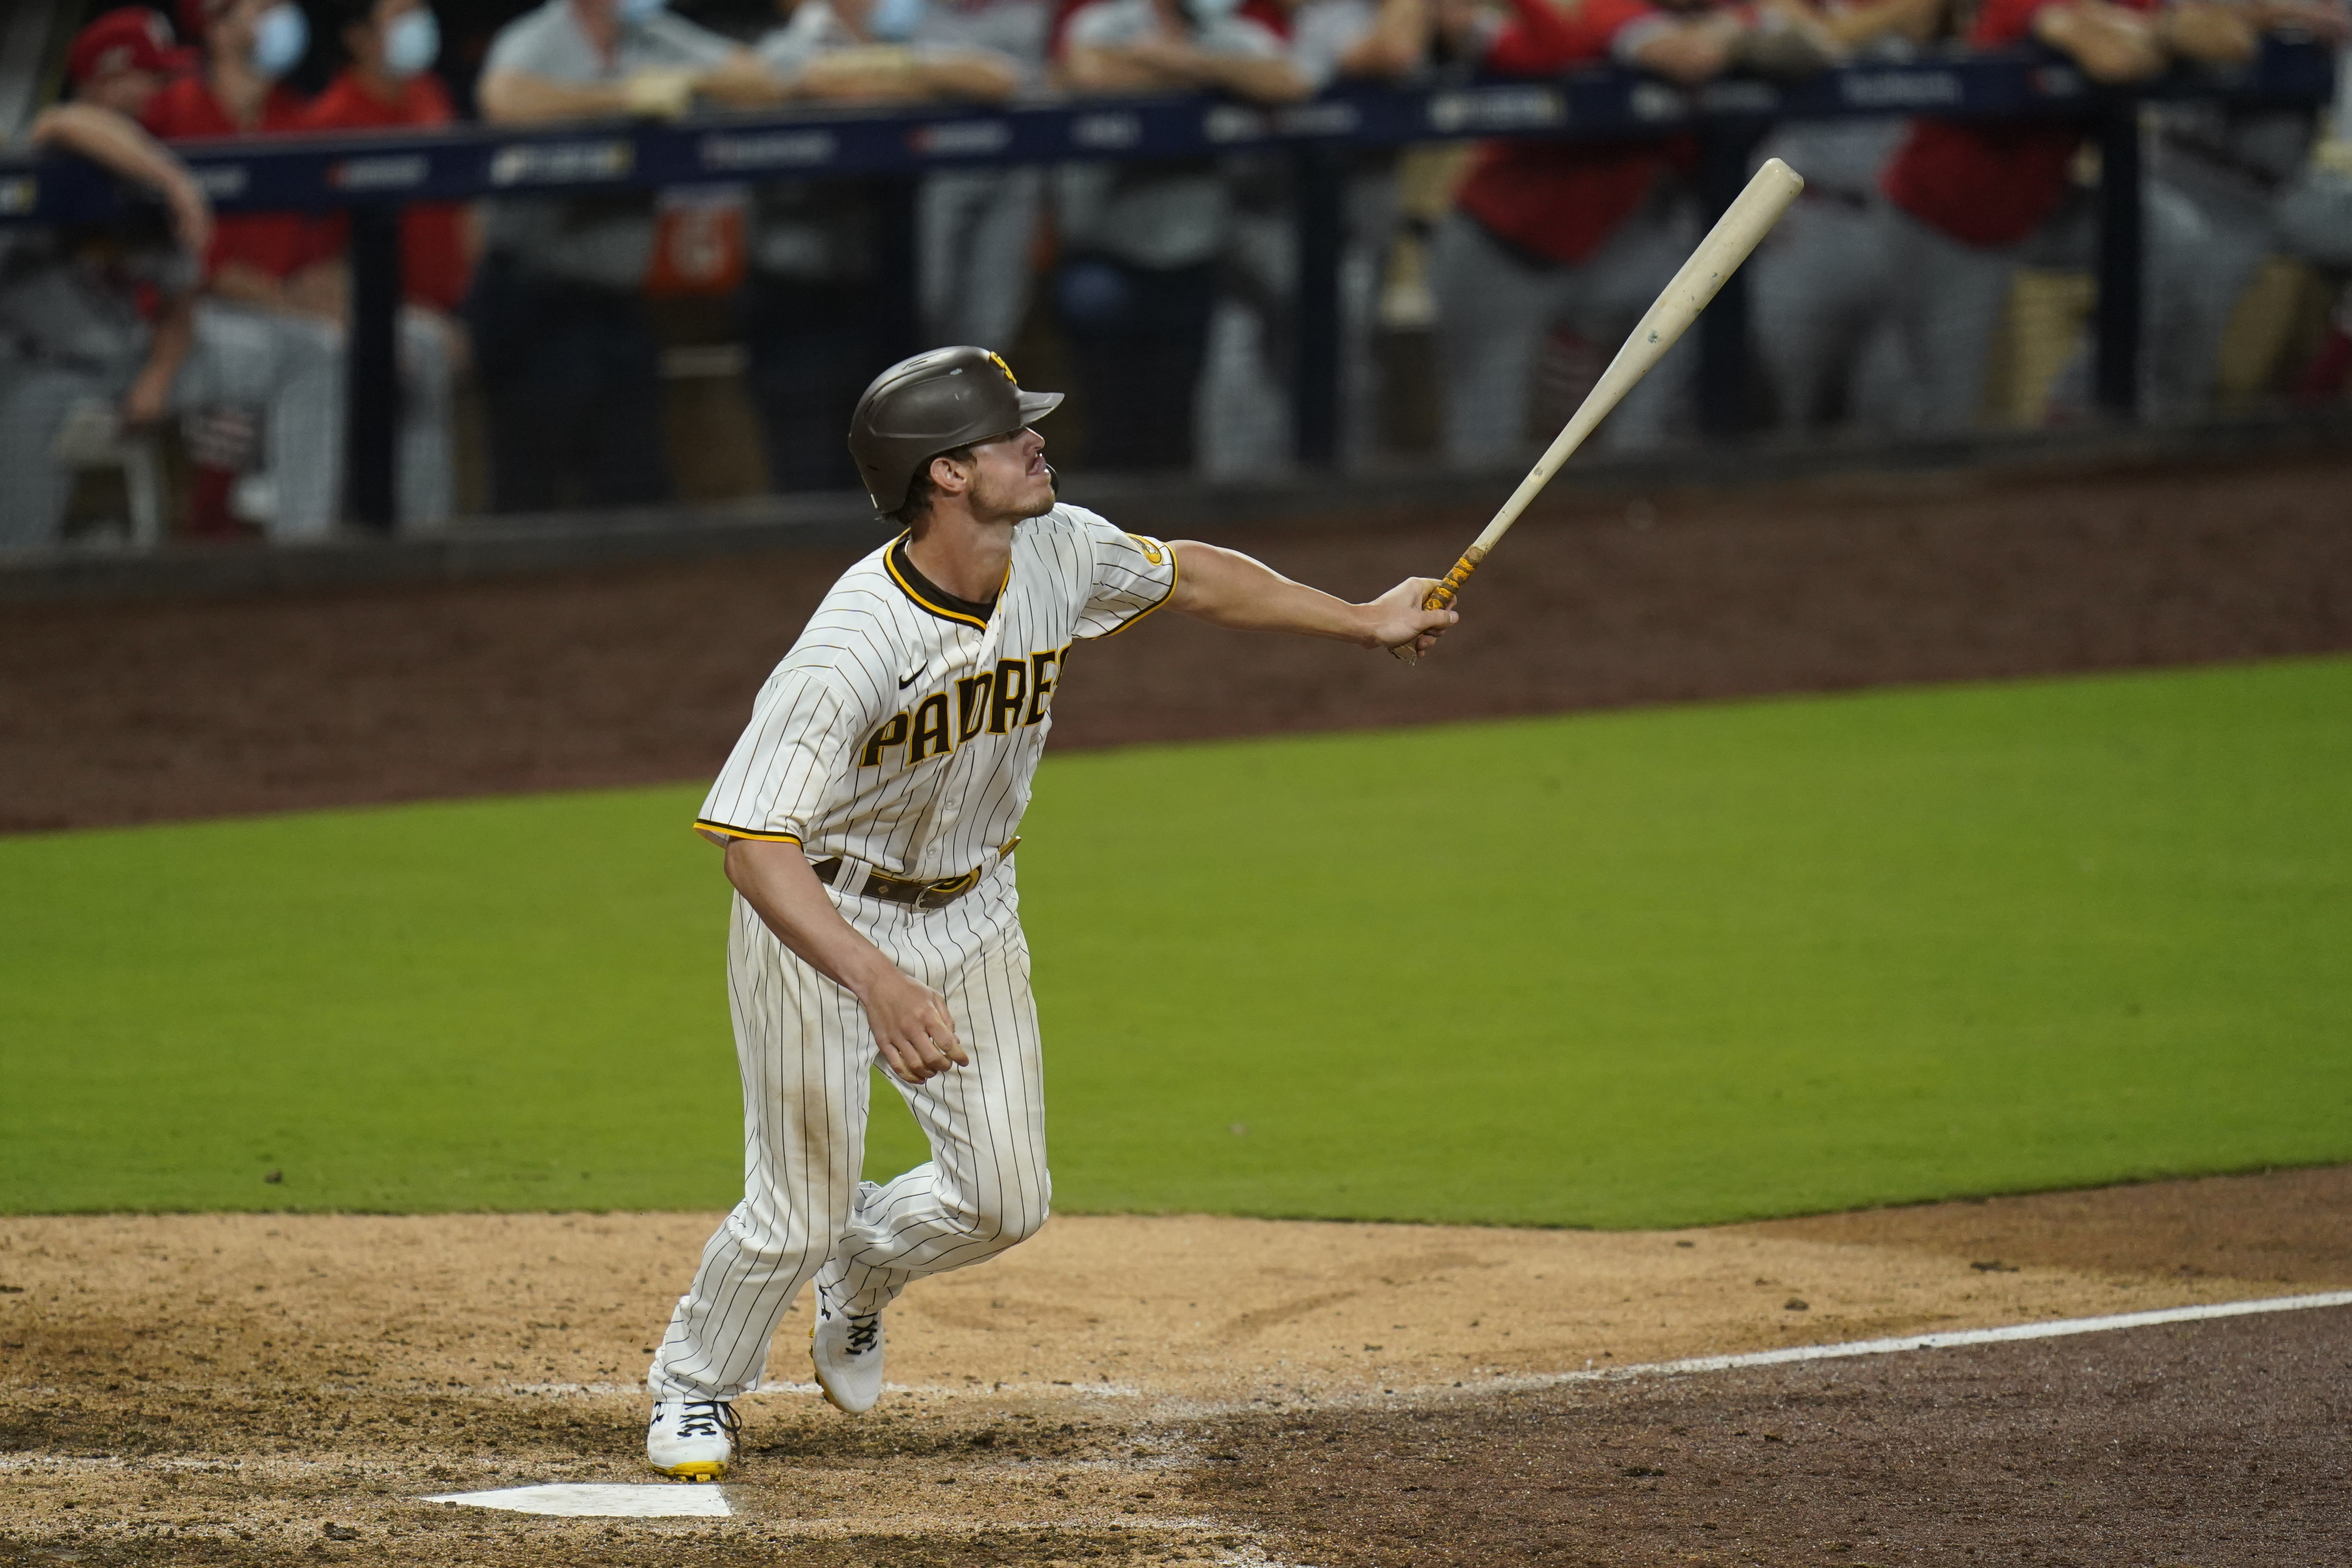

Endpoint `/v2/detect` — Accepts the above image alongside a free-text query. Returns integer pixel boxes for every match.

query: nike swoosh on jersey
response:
[898,665,926,689]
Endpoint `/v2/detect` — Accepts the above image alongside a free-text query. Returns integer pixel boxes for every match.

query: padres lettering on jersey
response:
[860,643,1067,769]
[693,506,1177,882]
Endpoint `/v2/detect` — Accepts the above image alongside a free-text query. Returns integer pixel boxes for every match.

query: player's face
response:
[964,428,1056,523]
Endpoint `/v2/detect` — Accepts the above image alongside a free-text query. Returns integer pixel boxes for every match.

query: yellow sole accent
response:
[651,1461,726,1483]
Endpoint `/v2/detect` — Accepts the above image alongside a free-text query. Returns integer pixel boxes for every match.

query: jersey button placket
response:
[935,618,998,841]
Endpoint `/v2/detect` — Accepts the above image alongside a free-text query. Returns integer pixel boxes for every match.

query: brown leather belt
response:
[811,838,1018,911]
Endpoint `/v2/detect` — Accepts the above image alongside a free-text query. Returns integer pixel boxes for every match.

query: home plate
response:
[425,1483,731,1518]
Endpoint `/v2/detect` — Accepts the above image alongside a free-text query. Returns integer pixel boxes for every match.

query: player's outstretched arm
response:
[721,838,970,1084]
[1165,541,1460,657]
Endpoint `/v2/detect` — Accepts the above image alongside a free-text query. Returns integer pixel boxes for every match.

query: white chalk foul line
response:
[1503,1289,2352,1392]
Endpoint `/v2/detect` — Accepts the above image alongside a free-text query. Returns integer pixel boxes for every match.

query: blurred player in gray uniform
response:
[2276,25,2352,271]
[1193,0,1430,475]
[2140,0,2351,417]
[474,0,782,509]
[1747,0,1943,433]
[642,345,1456,1480]
[914,0,1054,348]
[0,22,343,547]
[1056,0,1309,470]
[1296,0,1433,462]
[742,0,1017,488]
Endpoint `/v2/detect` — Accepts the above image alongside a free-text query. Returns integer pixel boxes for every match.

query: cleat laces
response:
[674,1399,739,1441]
[821,1284,883,1356]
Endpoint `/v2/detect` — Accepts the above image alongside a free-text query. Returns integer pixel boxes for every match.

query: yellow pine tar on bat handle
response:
[1389,157,1806,665]
[1423,546,1486,614]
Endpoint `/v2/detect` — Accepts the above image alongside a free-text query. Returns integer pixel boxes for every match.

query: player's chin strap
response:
[810,837,1021,911]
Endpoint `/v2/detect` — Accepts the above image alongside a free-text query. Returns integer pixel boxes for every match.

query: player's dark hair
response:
[889,444,976,533]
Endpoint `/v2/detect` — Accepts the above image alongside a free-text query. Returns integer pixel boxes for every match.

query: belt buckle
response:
[916,869,974,911]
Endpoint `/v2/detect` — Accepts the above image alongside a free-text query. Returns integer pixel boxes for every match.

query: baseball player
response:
[644,345,1455,1480]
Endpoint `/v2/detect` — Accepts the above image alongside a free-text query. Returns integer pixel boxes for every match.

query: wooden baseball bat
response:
[1391,157,1806,664]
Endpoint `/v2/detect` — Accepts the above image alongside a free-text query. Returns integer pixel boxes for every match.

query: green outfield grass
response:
[3,657,2348,1226]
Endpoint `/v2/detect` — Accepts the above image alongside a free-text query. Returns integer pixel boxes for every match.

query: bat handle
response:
[1387,550,1482,665]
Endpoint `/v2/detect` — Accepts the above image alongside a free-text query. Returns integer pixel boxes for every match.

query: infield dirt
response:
[4,1167,2348,1565]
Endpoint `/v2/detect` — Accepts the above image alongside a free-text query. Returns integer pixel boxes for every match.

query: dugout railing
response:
[0,37,2335,531]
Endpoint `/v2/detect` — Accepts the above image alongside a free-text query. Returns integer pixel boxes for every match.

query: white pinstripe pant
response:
[648,867,1050,1401]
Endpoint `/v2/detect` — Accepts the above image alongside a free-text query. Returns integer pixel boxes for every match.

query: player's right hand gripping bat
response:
[1391,158,1806,664]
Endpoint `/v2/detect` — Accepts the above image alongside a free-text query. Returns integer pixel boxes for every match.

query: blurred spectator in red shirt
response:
[145,0,331,306]
[145,0,343,535]
[298,0,472,526]
[304,0,472,314]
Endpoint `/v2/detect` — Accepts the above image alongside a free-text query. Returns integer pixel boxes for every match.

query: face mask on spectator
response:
[249,1,308,77]
[616,0,667,23]
[867,0,923,42]
[382,8,439,76]
[1182,0,1241,24]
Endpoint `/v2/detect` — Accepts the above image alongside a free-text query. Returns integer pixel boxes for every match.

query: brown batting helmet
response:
[848,347,1063,515]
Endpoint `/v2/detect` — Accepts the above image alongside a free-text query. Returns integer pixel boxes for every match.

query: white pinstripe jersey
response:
[694,506,1178,880]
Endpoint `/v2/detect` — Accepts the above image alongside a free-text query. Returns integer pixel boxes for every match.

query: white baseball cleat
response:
[810,1284,885,1414]
[645,1398,739,1482]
